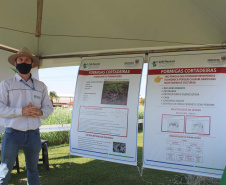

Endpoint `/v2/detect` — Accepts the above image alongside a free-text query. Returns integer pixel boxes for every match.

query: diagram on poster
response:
[161,114,185,133]
[143,50,226,178]
[70,55,144,166]
[186,116,210,135]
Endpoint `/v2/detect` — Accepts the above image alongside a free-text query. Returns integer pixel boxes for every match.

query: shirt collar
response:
[15,73,33,82]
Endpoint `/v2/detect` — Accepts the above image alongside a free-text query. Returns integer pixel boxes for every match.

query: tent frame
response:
[1,45,226,63]
[40,45,226,60]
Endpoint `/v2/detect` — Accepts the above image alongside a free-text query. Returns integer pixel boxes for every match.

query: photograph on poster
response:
[113,142,126,153]
[101,81,129,105]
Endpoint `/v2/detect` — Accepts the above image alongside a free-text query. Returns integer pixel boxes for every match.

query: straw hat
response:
[8,47,40,68]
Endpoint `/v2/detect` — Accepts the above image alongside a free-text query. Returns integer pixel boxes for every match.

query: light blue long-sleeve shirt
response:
[0,73,53,131]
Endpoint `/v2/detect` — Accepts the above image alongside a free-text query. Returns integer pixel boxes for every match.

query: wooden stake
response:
[35,0,43,37]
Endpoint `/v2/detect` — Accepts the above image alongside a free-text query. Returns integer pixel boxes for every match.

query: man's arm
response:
[0,81,22,118]
[39,84,53,120]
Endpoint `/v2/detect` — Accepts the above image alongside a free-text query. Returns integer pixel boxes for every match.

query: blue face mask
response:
[16,63,32,74]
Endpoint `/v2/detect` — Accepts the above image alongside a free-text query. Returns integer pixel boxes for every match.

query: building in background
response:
[52,94,74,108]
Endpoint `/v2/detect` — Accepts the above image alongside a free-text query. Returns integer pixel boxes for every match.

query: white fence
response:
[0,119,144,133]
[40,124,71,133]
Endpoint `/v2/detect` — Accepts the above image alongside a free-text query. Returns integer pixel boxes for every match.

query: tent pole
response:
[35,0,43,37]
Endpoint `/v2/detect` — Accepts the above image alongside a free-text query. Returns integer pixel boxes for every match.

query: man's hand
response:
[22,102,43,118]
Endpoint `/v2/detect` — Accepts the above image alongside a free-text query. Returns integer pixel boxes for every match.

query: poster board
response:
[143,50,226,178]
[70,55,144,165]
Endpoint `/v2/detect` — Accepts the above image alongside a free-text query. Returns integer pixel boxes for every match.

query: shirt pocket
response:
[32,92,42,108]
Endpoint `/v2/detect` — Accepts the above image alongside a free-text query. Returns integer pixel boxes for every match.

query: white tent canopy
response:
[1,0,226,67]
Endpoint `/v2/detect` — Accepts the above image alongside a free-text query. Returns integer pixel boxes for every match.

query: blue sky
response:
[39,64,148,97]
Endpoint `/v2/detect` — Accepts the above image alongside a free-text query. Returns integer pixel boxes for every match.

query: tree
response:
[140,97,145,105]
[49,91,59,104]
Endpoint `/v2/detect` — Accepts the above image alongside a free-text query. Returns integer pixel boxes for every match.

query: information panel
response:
[70,55,144,165]
[143,50,226,178]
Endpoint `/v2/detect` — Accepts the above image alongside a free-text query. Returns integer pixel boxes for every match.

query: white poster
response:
[70,55,144,165]
[143,50,226,178]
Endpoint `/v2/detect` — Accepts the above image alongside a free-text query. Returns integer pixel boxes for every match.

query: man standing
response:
[0,47,53,185]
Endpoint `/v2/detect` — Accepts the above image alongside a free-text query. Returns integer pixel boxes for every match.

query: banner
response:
[143,50,226,178]
[70,55,144,165]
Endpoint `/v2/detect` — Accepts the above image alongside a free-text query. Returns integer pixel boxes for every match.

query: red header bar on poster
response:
[148,67,226,75]
[79,69,142,75]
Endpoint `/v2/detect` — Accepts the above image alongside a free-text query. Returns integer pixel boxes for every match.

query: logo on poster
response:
[124,59,140,67]
[154,76,163,83]
[83,63,87,69]
[207,57,226,66]
[208,59,220,62]
[152,61,158,67]
[221,56,226,61]
[135,59,140,64]
[152,60,175,67]
[83,62,100,69]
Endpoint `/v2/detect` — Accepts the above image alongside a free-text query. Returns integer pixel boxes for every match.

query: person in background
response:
[0,47,53,185]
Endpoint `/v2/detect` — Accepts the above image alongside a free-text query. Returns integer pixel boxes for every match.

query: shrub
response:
[40,131,70,146]
[40,108,71,145]
[138,104,144,119]
[41,107,72,125]
[140,97,145,105]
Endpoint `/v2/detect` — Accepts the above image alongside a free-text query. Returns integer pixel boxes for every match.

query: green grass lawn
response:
[7,107,220,184]
[8,132,189,185]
